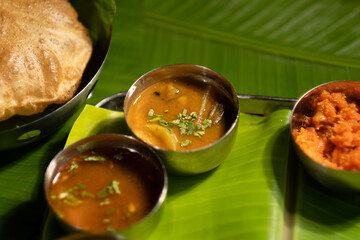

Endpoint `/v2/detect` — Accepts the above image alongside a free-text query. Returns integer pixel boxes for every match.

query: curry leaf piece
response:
[110,181,121,195]
[97,188,108,198]
[179,139,192,147]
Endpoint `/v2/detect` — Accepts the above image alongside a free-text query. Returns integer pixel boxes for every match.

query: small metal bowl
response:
[123,64,240,175]
[44,134,168,239]
[291,80,360,192]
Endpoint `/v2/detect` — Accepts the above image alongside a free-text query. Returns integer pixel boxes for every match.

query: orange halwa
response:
[293,90,360,170]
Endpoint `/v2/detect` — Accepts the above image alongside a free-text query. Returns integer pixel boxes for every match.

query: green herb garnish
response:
[202,119,212,129]
[97,180,121,198]
[97,188,108,198]
[77,183,86,190]
[187,121,194,135]
[63,193,82,206]
[68,162,78,174]
[110,180,121,194]
[105,208,115,215]
[159,119,171,127]
[82,155,106,162]
[146,108,213,147]
[193,131,205,137]
[81,191,95,198]
[190,112,197,119]
[147,116,162,122]
[100,198,110,206]
[170,119,180,125]
[180,139,192,147]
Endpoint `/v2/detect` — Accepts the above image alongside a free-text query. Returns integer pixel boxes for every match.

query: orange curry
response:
[127,79,228,151]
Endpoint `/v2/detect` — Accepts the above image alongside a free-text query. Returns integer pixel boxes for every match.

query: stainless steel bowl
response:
[291,80,360,192]
[44,134,168,240]
[122,64,240,175]
[0,1,115,151]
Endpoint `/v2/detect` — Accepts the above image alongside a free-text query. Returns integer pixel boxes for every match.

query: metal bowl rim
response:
[290,80,360,174]
[123,63,241,153]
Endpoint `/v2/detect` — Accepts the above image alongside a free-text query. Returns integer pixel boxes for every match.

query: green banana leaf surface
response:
[2,0,360,239]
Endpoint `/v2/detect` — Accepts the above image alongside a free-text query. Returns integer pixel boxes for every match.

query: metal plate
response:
[95,91,297,115]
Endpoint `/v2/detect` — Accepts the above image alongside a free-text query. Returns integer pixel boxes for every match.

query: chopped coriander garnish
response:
[190,112,197,119]
[81,191,94,198]
[54,182,99,206]
[68,162,78,174]
[146,108,214,147]
[63,193,82,206]
[147,116,162,123]
[97,188,108,198]
[105,208,115,215]
[193,131,205,137]
[179,124,187,135]
[82,155,106,162]
[203,119,212,128]
[180,139,192,147]
[187,121,194,135]
[110,180,121,194]
[100,198,110,206]
[159,119,170,127]
[77,183,86,190]
[170,119,180,125]
[97,180,121,198]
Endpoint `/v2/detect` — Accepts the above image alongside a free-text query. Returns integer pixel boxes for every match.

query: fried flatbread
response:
[0,0,92,121]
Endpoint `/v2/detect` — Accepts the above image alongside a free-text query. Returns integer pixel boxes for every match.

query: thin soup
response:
[48,147,164,233]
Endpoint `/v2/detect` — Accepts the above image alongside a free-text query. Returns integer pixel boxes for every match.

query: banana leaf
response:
[2,0,360,239]
[40,105,291,240]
